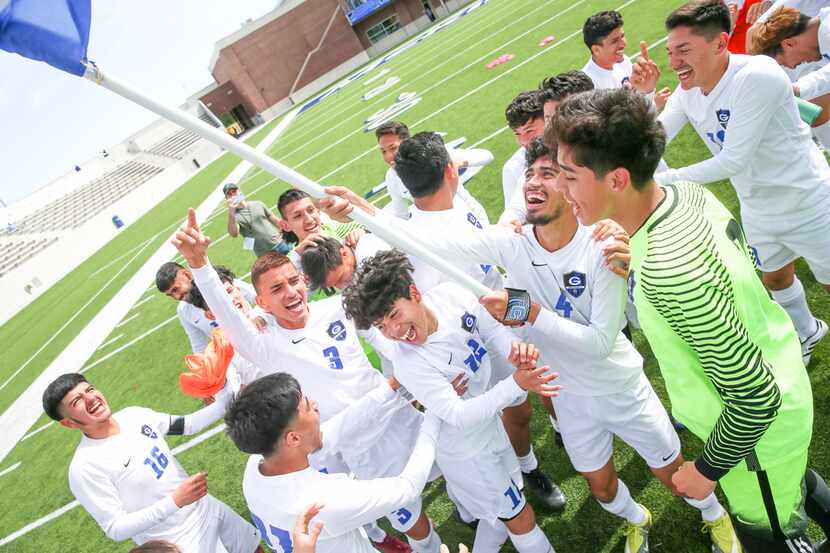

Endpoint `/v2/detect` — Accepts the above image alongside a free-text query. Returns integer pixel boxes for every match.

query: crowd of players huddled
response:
[40,1,830,552]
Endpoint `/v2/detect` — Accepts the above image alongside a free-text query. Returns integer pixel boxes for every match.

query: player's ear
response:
[205,309,216,321]
[255,294,267,311]
[608,167,631,193]
[409,284,421,302]
[277,218,290,232]
[59,418,79,429]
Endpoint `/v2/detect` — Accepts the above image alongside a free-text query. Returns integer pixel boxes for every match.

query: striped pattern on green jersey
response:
[639,184,782,475]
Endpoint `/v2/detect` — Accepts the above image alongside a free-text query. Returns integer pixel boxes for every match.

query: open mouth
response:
[284,297,305,315]
[88,399,105,416]
[676,67,693,85]
[399,325,417,343]
[525,190,547,208]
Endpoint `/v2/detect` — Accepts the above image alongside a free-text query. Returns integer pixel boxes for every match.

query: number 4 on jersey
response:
[555,292,573,318]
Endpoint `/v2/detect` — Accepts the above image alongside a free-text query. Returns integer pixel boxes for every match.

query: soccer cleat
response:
[623,505,652,553]
[801,319,828,366]
[523,468,567,510]
[702,513,742,553]
[374,534,413,553]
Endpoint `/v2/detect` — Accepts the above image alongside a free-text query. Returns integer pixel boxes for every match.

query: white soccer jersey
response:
[422,223,643,396]
[582,56,634,90]
[384,148,493,220]
[390,282,525,459]
[243,415,439,553]
[757,0,829,22]
[68,407,206,545]
[191,264,421,479]
[791,7,830,99]
[656,54,830,225]
[501,147,526,217]
[177,279,256,353]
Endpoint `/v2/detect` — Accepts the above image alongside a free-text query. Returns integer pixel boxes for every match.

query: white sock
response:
[408,524,441,553]
[598,480,647,524]
[518,446,539,473]
[813,119,830,150]
[508,525,555,553]
[472,519,509,553]
[684,493,726,522]
[364,522,386,542]
[770,277,817,338]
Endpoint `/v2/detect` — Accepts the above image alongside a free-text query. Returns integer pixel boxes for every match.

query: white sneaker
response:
[801,319,828,366]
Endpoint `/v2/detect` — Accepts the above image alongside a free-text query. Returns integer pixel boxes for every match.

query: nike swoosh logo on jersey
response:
[661,452,675,462]
[531,261,547,267]
[291,338,306,344]
[123,457,131,467]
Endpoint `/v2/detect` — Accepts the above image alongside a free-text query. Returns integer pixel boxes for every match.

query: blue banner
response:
[347,0,394,26]
[0,0,91,76]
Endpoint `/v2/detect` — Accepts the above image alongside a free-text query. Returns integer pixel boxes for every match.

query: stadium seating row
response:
[0,236,58,277]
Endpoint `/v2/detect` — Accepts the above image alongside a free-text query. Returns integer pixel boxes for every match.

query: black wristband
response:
[504,287,531,323]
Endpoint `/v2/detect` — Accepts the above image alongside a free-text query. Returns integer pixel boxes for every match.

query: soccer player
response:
[656,0,830,364]
[540,71,595,124]
[225,372,441,553]
[500,91,546,225]
[172,210,439,553]
[374,120,494,221]
[155,261,256,353]
[550,85,830,552]
[342,250,560,552]
[413,137,739,553]
[42,373,262,553]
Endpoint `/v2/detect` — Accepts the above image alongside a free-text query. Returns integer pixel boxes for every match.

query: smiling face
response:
[164,269,193,301]
[205,280,250,321]
[59,382,111,428]
[378,133,403,167]
[255,263,309,328]
[512,117,546,149]
[666,25,729,92]
[555,143,617,225]
[592,25,627,66]
[524,154,568,226]
[374,285,432,346]
[279,198,321,241]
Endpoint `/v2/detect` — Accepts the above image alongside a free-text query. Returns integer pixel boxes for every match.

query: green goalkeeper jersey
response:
[628,182,813,480]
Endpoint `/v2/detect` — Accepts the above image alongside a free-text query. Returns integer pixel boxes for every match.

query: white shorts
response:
[744,208,830,283]
[160,495,260,553]
[553,374,681,473]
[437,423,525,522]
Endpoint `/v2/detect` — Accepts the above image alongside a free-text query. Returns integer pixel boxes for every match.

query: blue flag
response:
[0,0,91,76]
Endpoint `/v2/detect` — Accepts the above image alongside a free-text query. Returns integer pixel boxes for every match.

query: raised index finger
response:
[639,40,650,61]
[187,208,201,234]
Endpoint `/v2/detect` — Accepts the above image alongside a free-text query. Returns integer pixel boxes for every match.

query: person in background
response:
[225,182,290,257]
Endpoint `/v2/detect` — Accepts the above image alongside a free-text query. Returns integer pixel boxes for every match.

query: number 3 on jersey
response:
[555,292,573,318]
[322,346,343,370]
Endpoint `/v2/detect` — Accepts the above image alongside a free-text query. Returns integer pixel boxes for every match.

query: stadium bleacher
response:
[2,160,163,236]
[145,113,219,160]
[0,236,59,278]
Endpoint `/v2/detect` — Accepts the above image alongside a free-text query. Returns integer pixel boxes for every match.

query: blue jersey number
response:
[143,446,168,479]
[251,512,293,553]
[503,479,523,510]
[464,338,487,373]
[322,346,343,370]
[394,507,412,526]
[555,292,573,318]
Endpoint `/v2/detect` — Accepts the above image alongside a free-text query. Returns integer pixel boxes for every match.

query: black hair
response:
[550,88,666,190]
[43,373,88,421]
[666,0,732,38]
[525,137,554,168]
[583,10,624,49]
[341,249,414,330]
[374,121,410,141]
[300,237,344,292]
[155,261,184,293]
[224,373,302,456]
[394,132,450,199]
[505,90,545,129]
[277,188,312,244]
[186,265,236,311]
[539,71,595,104]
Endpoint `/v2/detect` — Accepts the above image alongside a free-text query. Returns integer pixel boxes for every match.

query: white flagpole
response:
[82,63,491,297]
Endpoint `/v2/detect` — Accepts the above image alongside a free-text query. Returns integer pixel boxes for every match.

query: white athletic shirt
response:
[385,148,493,220]
[68,402,228,545]
[389,204,505,293]
[656,54,830,224]
[581,56,634,90]
[756,0,828,22]
[792,7,830,99]
[191,264,421,477]
[389,282,525,459]
[422,224,643,396]
[176,279,256,353]
[501,147,526,218]
[243,415,439,553]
